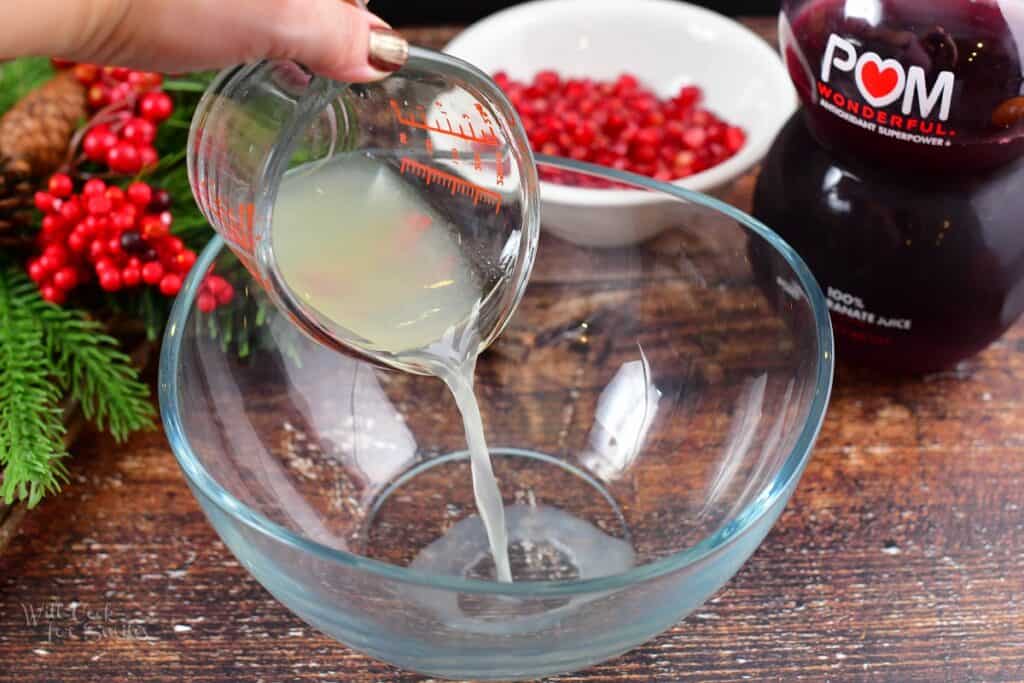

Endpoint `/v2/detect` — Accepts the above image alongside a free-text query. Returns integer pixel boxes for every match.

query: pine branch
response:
[33,305,155,444]
[0,266,68,508]
[0,58,55,116]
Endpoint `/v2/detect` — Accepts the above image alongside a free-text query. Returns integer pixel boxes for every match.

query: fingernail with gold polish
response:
[368,28,408,73]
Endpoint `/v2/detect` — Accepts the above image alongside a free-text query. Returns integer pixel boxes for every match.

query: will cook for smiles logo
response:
[815,33,957,147]
[20,600,150,643]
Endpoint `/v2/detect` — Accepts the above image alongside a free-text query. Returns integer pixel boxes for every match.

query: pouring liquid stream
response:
[271,155,513,582]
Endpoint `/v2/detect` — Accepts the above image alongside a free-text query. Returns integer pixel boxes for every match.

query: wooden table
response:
[2,19,1023,683]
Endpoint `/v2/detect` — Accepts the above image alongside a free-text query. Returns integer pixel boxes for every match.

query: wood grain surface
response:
[2,19,1023,683]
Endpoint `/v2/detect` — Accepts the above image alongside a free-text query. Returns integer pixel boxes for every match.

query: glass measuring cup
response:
[186,48,540,375]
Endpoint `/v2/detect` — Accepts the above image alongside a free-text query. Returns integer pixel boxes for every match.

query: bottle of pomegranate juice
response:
[754,0,1024,373]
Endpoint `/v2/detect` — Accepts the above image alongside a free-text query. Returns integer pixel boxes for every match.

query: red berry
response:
[140,215,167,239]
[139,146,159,170]
[73,63,99,85]
[111,210,135,233]
[43,245,68,268]
[37,255,56,273]
[106,142,142,175]
[213,280,234,305]
[67,231,88,253]
[87,85,110,109]
[148,189,172,213]
[122,266,142,287]
[138,91,173,123]
[109,82,134,104]
[40,285,65,304]
[48,174,73,198]
[89,240,107,261]
[128,71,163,91]
[53,267,77,290]
[41,214,64,234]
[106,66,131,81]
[121,117,157,146]
[127,182,152,207]
[34,192,55,213]
[107,238,123,256]
[27,259,47,283]
[120,231,144,254]
[59,200,81,223]
[99,269,122,292]
[83,178,107,197]
[50,58,75,70]
[141,261,164,285]
[164,236,184,254]
[88,195,113,216]
[175,249,196,272]
[159,273,182,296]
[105,186,126,205]
[81,215,100,235]
[83,126,118,162]
[95,257,116,273]
[197,293,217,313]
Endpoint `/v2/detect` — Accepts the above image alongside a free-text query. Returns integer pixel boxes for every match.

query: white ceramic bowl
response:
[444,0,798,247]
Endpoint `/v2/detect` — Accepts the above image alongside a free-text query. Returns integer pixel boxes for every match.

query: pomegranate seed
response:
[725,126,746,153]
[683,128,708,150]
[677,85,701,108]
[497,70,744,183]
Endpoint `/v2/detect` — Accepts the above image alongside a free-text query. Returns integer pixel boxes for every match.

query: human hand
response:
[7,0,408,81]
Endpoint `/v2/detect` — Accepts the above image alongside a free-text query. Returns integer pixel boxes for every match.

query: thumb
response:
[270,1,408,82]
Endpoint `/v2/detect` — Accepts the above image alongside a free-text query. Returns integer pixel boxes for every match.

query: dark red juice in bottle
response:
[752,114,1024,374]
[781,0,1024,172]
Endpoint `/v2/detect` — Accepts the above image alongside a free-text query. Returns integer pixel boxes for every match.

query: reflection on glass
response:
[579,347,662,481]
[272,317,418,501]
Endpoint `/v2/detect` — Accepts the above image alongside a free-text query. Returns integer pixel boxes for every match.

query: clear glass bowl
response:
[159,157,834,681]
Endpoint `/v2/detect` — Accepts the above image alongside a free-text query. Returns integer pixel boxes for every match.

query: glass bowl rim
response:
[158,155,834,597]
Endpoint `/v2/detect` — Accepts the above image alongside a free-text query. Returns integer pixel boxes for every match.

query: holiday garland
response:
[0,58,230,508]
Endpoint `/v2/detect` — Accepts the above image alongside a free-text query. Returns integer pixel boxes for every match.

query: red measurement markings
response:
[390,99,500,146]
[495,148,505,186]
[399,158,502,214]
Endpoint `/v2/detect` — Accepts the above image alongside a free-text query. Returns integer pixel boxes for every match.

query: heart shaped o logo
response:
[855,53,905,107]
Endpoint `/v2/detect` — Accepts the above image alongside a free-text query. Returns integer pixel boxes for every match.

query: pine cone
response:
[0,158,34,242]
[0,72,87,177]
